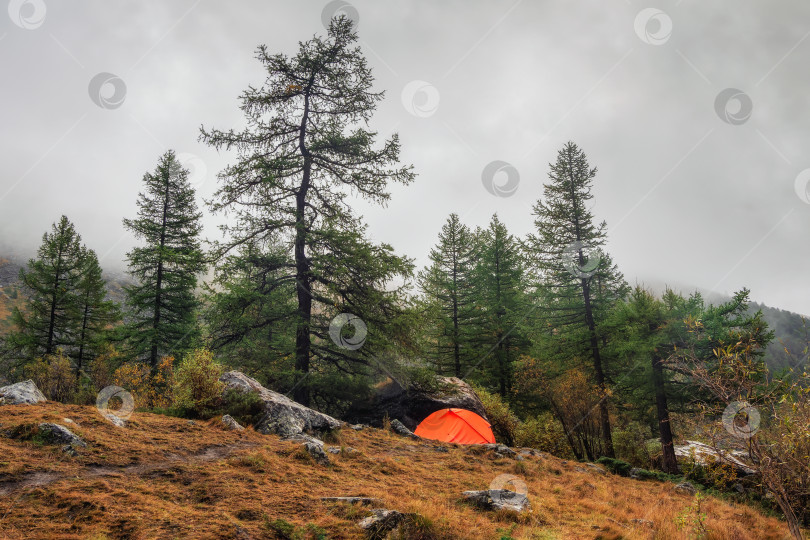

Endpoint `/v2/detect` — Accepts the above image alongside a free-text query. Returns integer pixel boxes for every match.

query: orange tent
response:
[414,408,495,445]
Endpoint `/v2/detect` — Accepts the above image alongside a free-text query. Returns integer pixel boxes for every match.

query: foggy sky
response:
[1,0,809,316]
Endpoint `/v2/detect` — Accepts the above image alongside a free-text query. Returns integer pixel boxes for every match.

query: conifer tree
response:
[7,216,85,360]
[418,213,479,377]
[122,150,205,369]
[200,18,414,406]
[471,214,528,395]
[73,249,120,376]
[525,141,627,458]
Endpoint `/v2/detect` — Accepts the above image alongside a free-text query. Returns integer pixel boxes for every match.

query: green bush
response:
[220,388,264,427]
[173,349,224,418]
[472,385,519,445]
[514,412,575,458]
[612,421,655,468]
[24,350,76,402]
[596,456,633,477]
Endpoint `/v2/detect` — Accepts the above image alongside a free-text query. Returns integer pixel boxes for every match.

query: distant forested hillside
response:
[751,301,808,372]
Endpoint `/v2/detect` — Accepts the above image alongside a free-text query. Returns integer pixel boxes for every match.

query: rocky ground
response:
[0,393,793,539]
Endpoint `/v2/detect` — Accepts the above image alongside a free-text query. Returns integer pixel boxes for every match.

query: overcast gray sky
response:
[1,0,809,316]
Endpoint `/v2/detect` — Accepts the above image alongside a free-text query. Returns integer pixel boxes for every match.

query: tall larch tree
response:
[418,213,479,378]
[525,141,627,459]
[200,17,414,406]
[122,150,205,369]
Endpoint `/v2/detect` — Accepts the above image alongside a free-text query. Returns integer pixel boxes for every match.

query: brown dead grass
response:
[0,402,796,539]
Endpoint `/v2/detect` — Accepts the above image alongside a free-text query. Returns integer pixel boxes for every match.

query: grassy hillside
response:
[0,402,794,539]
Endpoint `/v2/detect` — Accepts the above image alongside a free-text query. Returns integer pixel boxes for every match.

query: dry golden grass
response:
[0,402,795,539]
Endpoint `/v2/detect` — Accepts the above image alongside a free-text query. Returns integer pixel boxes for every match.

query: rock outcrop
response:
[674,440,756,476]
[345,376,488,430]
[0,380,47,405]
[219,371,341,438]
[462,489,531,513]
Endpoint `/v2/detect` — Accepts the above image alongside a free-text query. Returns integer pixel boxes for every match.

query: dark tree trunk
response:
[293,87,313,406]
[293,174,312,406]
[77,296,90,379]
[582,276,615,458]
[551,398,583,460]
[452,259,460,377]
[46,244,64,355]
[150,178,170,370]
[652,354,679,474]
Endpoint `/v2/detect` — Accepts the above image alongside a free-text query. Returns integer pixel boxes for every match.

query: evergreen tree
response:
[122,150,205,368]
[470,214,528,395]
[7,216,85,361]
[203,240,297,386]
[524,141,628,458]
[418,213,479,377]
[73,249,120,376]
[200,18,414,406]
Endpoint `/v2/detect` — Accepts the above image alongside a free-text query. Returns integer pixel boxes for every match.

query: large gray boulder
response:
[462,489,531,513]
[0,380,47,405]
[219,371,341,438]
[345,376,488,431]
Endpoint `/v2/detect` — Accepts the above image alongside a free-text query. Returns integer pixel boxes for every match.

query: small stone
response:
[390,419,418,439]
[358,509,405,535]
[38,423,87,449]
[301,442,330,465]
[675,481,698,495]
[103,413,126,427]
[585,463,607,475]
[321,496,380,505]
[221,415,244,431]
